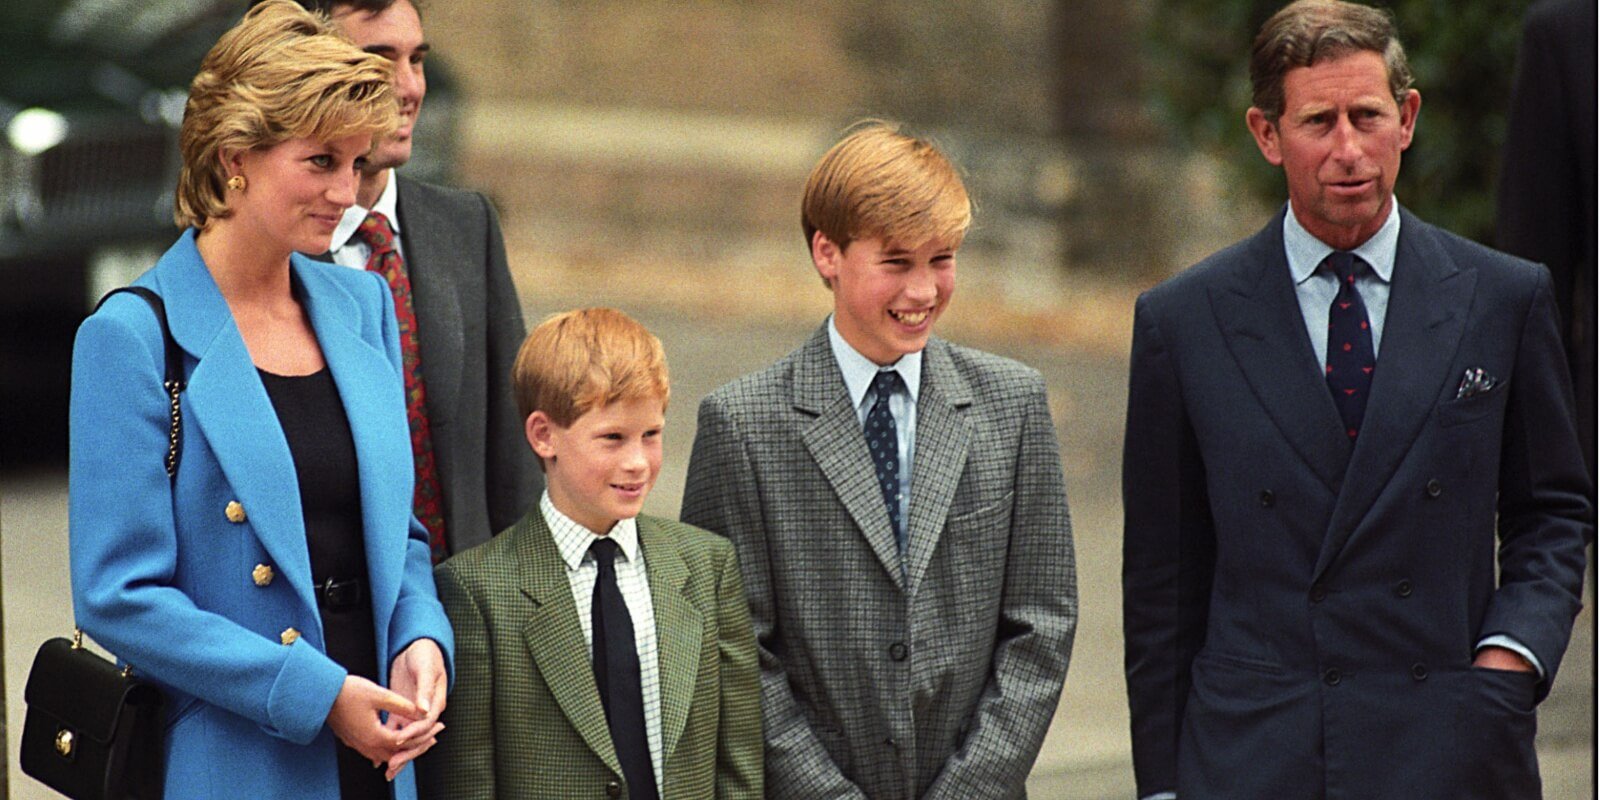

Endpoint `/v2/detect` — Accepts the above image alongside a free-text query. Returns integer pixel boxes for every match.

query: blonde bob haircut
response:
[801,121,973,256]
[513,308,671,429]
[174,0,398,229]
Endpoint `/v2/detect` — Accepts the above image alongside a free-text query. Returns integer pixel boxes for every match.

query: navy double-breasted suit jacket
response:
[1122,206,1592,799]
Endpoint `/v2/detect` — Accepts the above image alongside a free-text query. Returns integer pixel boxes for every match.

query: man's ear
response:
[811,230,842,290]
[1245,107,1284,167]
[1397,89,1421,151]
[525,411,557,462]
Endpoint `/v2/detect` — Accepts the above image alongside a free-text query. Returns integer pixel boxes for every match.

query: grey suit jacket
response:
[323,177,539,553]
[682,324,1077,800]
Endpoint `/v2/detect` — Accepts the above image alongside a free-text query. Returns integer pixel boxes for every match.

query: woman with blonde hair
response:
[67,1,451,796]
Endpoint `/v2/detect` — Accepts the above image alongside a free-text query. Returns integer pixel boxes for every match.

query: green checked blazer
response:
[416,511,763,800]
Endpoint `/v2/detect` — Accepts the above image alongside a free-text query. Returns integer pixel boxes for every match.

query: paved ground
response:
[3,291,1592,798]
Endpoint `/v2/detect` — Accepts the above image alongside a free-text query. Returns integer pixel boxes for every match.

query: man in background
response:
[269,0,538,560]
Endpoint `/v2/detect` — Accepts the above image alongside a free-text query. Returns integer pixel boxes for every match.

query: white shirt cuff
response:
[1476,635,1545,679]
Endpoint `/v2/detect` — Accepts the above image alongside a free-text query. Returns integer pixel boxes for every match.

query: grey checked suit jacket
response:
[682,323,1077,800]
[320,177,539,553]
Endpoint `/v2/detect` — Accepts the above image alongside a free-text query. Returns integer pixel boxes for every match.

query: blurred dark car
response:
[1,0,460,466]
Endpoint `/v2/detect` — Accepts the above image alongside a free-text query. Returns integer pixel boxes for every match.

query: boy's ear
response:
[525,411,557,462]
[811,230,841,289]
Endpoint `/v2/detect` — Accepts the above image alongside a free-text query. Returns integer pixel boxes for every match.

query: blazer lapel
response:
[1314,210,1476,579]
[154,232,320,625]
[514,513,622,777]
[395,178,465,418]
[294,257,414,665]
[794,325,907,589]
[904,339,972,594]
[639,518,704,766]
[1210,212,1351,494]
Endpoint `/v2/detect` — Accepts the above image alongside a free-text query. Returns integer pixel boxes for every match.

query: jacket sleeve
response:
[922,374,1078,799]
[367,269,456,681]
[1479,268,1593,698]
[476,191,540,535]
[416,562,496,800]
[1121,294,1217,797]
[712,538,763,800]
[681,394,869,800]
[69,302,346,746]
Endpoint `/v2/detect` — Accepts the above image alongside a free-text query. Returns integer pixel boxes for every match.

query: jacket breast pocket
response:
[1435,382,1507,428]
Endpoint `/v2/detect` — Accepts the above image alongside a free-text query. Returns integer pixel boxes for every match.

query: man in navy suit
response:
[1121,2,1593,798]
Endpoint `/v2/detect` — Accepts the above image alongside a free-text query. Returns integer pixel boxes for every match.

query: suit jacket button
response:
[1309,584,1327,603]
[1395,579,1413,598]
[1258,489,1275,508]
[225,501,247,523]
[280,627,300,646]
[605,779,621,798]
[1323,668,1341,686]
[888,642,908,662]
[1411,663,1428,681]
[252,564,274,587]
[1425,479,1442,498]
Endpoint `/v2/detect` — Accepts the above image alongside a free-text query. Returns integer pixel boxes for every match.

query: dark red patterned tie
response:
[357,211,448,562]
[1324,251,1375,441]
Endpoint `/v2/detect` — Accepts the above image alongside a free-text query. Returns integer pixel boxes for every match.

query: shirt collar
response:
[540,491,641,570]
[1284,198,1400,286]
[329,168,401,252]
[826,315,922,408]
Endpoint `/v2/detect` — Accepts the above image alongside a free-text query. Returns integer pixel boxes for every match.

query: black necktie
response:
[589,538,657,800]
[1324,251,1376,440]
[866,370,905,552]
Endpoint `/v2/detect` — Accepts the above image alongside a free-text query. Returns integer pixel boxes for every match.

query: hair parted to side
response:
[251,0,425,18]
[175,0,398,229]
[801,121,973,255]
[513,308,671,428]
[1250,0,1413,123]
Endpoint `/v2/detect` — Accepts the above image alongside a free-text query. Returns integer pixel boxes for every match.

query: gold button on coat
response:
[225,501,246,523]
[252,564,274,587]
[280,627,300,645]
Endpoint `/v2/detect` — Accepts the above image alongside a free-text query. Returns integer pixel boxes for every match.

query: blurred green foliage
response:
[1146,0,1533,244]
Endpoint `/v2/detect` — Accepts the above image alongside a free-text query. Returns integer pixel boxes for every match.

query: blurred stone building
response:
[424,0,1260,302]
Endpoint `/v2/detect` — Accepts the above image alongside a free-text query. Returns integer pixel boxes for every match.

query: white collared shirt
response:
[541,492,663,789]
[827,315,921,538]
[327,168,404,267]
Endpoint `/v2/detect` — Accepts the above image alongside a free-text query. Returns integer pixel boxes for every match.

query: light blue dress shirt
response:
[827,316,919,545]
[1284,199,1397,371]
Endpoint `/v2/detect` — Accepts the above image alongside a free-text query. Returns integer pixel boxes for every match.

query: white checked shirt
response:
[541,492,663,789]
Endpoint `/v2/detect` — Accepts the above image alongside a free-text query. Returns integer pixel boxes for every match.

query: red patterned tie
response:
[357,211,448,563]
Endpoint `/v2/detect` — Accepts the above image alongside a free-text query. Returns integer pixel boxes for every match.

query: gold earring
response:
[227,175,246,191]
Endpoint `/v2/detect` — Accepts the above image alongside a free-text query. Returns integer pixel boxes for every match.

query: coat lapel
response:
[294,256,414,667]
[639,518,704,766]
[904,339,972,594]
[794,325,907,589]
[395,178,464,418]
[154,232,321,628]
[514,513,622,777]
[1314,210,1476,579]
[1210,212,1351,494]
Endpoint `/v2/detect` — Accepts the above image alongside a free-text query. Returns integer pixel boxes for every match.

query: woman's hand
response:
[327,675,422,769]
[382,638,449,779]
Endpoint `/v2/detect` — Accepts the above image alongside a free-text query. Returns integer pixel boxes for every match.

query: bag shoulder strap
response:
[94,286,185,480]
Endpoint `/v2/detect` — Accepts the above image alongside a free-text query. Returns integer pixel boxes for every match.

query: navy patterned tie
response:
[589,538,658,800]
[1324,251,1375,440]
[866,370,905,552]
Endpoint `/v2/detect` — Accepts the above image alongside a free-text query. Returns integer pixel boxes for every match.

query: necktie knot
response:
[357,211,396,255]
[590,537,621,570]
[1324,251,1364,284]
[872,369,904,400]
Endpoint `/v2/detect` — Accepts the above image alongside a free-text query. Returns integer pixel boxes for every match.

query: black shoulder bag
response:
[21,287,180,800]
